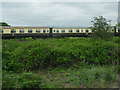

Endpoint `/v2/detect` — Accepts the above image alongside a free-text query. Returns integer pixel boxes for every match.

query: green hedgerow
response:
[2,37,119,72]
[2,71,45,88]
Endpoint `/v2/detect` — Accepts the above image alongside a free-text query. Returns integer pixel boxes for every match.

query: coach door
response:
[50,27,52,34]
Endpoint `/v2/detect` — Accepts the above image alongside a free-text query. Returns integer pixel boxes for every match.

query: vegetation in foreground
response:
[3,65,118,88]
[2,37,120,88]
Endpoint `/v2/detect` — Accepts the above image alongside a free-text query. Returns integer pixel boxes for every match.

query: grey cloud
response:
[1,2,118,27]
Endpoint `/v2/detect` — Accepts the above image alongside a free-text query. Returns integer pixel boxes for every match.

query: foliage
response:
[2,37,119,72]
[2,37,119,88]
[2,39,23,72]
[116,23,120,27]
[113,36,120,43]
[91,15,113,41]
[37,65,118,88]
[2,71,45,88]
[2,65,118,88]
[0,22,10,26]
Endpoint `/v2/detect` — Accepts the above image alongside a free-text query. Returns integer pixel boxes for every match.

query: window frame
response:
[85,29,88,33]
[11,29,16,33]
[68,29,72,33]
[20,29,24,33]
[28,29,32,33]
[47,30,49,32]
[56,30,59,33]
[36,29,41,33]
[81,29,83,32]
[61,29,65,33]
[0,30,3,33]
[76,29,79,33]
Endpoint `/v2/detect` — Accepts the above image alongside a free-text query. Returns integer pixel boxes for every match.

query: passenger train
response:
[0,26,119,38]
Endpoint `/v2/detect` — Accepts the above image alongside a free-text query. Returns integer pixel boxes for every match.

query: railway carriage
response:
[0,26,50,38]
[51,27,92,37]
[0,26,119,38]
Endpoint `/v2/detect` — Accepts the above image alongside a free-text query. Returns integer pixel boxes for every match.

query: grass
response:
[2,37,120,88]
[2,65,118,88]
[44,65,118,88]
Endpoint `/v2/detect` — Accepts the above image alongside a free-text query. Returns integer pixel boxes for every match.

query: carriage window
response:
[57,30,59,33]
[43,30,46,33]
[11,29,16,33]
[76,29,79,33]
[20,29,24,33]
[61,29,65,33]
[36,29,41,33]
[69,29,72,33]
[85,29,88,32]
[0,30,3,33]
[47,30,49,32]
[81,30,83,32]
[54,30,56,32]
[28,29,32,33]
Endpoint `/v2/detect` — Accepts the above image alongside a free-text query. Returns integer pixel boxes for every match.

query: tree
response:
[0,22,10,26]
[91,15,112,41]
[117,23,120,26]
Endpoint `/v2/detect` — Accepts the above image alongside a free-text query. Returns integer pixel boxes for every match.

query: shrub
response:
[2,38,119,72]
[17,72,42,88]
[113,37,120,43]
[2,71,18,88]
[2,71,44,88]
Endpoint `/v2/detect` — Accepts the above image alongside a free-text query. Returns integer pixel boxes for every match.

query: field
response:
[2,37,120,88]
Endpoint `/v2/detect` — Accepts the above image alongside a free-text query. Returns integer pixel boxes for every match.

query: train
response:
[0,26,119,38]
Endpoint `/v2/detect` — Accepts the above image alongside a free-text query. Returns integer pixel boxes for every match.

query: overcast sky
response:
[1,1,119,27]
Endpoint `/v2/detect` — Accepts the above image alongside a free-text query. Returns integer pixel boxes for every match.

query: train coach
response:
[0,26,119,38]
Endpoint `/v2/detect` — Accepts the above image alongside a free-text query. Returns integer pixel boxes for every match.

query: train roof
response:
[0,26,89,28]
[0,26,117,29]
[52,26,90,28]
[0,26,50,29]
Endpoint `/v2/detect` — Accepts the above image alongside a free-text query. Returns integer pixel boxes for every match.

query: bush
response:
[2,39,23,71]
[17,72,42,88]
[2,71,44,88]
[2,38,119,72]
[2,71,18,88]
[113,37,120,43]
